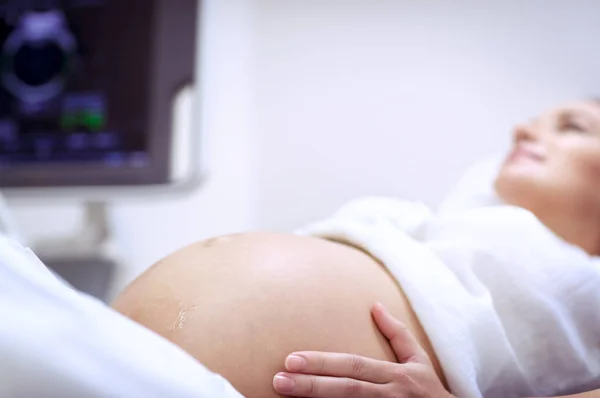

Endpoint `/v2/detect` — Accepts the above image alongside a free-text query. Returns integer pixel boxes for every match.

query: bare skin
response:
[495,99,600,255]
[112,232,445,398]
[273,303,451,398]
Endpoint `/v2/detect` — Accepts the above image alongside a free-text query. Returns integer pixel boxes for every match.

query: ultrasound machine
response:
[0,0,199,301]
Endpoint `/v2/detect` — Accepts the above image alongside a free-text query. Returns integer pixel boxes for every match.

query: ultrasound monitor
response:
[0,0,198,189]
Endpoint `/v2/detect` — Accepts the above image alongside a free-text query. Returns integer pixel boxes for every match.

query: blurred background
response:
[2,0,599,299]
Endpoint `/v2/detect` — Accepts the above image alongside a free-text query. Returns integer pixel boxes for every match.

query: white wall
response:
[253,0,600,230]
[7,0,600,291]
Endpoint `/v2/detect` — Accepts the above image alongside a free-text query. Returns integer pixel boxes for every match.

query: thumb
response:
[371,302,431,365]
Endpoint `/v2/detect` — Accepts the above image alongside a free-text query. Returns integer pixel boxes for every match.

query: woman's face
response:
[495,100,600,216]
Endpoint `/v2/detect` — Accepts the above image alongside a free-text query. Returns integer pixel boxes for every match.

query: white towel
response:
[297,198,600,398]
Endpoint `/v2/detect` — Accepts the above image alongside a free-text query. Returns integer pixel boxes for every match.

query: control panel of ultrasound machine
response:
[0,0,198,189]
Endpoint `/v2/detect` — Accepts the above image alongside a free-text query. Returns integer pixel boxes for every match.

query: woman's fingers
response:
[371,302,431,365]
[273,372,385,398]
[273,304,449,398]
[283,351,393,383]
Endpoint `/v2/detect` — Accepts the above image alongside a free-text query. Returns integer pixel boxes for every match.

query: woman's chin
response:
[494,166,542,207]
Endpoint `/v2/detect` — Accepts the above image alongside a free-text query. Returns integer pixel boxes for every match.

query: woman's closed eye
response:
[560,116,589,133]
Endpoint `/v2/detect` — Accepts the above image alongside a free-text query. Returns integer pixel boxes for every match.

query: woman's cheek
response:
[563,145,600,195]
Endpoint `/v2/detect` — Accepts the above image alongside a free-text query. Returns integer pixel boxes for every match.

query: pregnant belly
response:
[112,232,443,397]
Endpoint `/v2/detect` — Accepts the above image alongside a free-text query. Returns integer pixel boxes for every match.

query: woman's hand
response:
[273,303,454,397]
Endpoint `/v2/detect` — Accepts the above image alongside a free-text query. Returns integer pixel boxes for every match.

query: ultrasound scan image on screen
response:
[0,0,197,188]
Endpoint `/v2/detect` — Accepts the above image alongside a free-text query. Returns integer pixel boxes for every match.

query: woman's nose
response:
[513,123,537,143]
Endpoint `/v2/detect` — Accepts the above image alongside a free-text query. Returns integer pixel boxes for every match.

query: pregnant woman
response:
[112,99,600,398]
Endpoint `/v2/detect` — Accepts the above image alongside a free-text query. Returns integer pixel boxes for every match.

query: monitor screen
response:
[0,0,197,188]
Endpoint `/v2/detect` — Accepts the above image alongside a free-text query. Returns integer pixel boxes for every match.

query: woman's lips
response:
[507,146,545,163]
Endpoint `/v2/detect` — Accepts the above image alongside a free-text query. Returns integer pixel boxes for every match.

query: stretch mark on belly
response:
[145,296,201,332]
[169,298,201,331]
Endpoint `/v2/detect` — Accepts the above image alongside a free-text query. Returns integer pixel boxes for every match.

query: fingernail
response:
[285,354,307,371]
[273,373,296,393]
